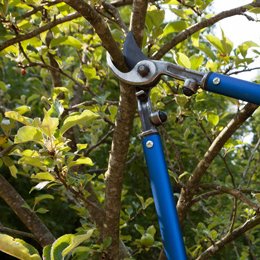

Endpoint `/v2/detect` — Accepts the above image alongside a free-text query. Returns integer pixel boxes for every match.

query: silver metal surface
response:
[107,53,206,88]
[213,77,221,85]
[146,140,154,148]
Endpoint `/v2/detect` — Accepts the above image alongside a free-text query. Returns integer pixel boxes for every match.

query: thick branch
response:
[0,12,80,52]
[63,0,126,70]
[102,2,148,259]
[130,0,149,46]
[153,2,260,60]
[0,175,55,246]
[196,215,260,260]
[177,103,259,223]
[103,83,136,260]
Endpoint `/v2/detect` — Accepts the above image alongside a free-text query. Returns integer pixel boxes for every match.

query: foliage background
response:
[0,0,260,259]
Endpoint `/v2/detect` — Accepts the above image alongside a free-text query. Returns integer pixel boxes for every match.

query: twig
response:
[177,103,259,223]
[0,12,81,52]
[100,1,128,33]
[242,137,260,179]
[153,2,260,59]
[18,0,64,20]
[228,67,260,76]
[85,127,114,156]
[196,215,260,260]
[0,226,35,239]
[197,183,260,212]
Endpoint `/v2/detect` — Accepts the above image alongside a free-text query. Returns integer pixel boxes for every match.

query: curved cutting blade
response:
[123,32,149,70]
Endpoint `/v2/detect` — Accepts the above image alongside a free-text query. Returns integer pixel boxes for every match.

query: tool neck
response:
[136,89,167,137]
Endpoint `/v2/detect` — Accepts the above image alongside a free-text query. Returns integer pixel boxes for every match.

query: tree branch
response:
[103,82,136,260]
[0,12,81,52]
[194,183,260,212]
[102,2,148,259]
[196,215,260,260]
[177,103,259,223]
[0,224,35,239]
[0,175,55,246]
[153,2,260,60]
[63,0,126,70]
[130,0,149,46]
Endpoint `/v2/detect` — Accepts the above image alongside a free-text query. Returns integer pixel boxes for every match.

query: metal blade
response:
[123,32,148,70]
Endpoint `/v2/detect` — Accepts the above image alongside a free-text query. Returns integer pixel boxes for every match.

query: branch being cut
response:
[153,2,260,60]
[63,0,126,70]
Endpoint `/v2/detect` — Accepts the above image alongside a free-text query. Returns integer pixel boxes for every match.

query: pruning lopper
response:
[107,32,260,260]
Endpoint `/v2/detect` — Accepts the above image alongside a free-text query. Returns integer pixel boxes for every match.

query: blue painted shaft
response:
[205,72,260,105]
[142,133,187,260]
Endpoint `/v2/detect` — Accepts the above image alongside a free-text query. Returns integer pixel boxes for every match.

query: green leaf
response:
[2,156,18,178]
[175,95,189,107]
[50,234,73,260]
[206,113,219,126]
[134,224,145,235]
[14,105,31,115]
[35,207,49,214]
[41,113,59,137]
[43,245,51,260]
[81,65,100,80]
[206,34,223,53]
[0,234,41,260]
[34,194,54,206]
[18,157,46,171]
[144,197,154,209]
[206,31,233,56]
[238,41,259,57]
[9,164,18,178]
[14,126,43,144]
[60,110,99,135]
[68,157,94,168]
[62,229,95,257]
[76,143,88,151]
[176,52,191,68]
[5,111,32,125]
[146,225,156,236]
[146,7,165,30]
[190,55,204,70]
[162,21,188,37]
[51,36,82,49]
[253,193,260,203]
[31,172,55,181]
[0,81,7,91]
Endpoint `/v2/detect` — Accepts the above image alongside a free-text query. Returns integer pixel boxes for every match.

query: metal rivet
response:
[137,65,150,77]
[146,140,154,148]
[213,77,221,85]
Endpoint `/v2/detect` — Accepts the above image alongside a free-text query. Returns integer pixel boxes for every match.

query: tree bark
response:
[0,175,55,247]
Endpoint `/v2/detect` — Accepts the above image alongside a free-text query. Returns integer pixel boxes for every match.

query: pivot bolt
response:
[146,140,154,148]
[138,64,150,77]
[150,111,167,126]
[213,77,221,85]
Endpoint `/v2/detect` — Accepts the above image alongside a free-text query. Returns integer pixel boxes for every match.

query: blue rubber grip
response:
[205,72,260,105]
[142,134,187,260]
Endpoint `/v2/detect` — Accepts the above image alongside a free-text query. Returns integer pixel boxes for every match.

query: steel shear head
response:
[107,32,206,95]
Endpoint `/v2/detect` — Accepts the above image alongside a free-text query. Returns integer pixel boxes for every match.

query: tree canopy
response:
[0,0,260,259]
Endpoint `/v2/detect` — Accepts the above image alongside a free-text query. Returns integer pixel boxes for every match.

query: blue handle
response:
[205,72,260,105]
[142,134,187,260]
